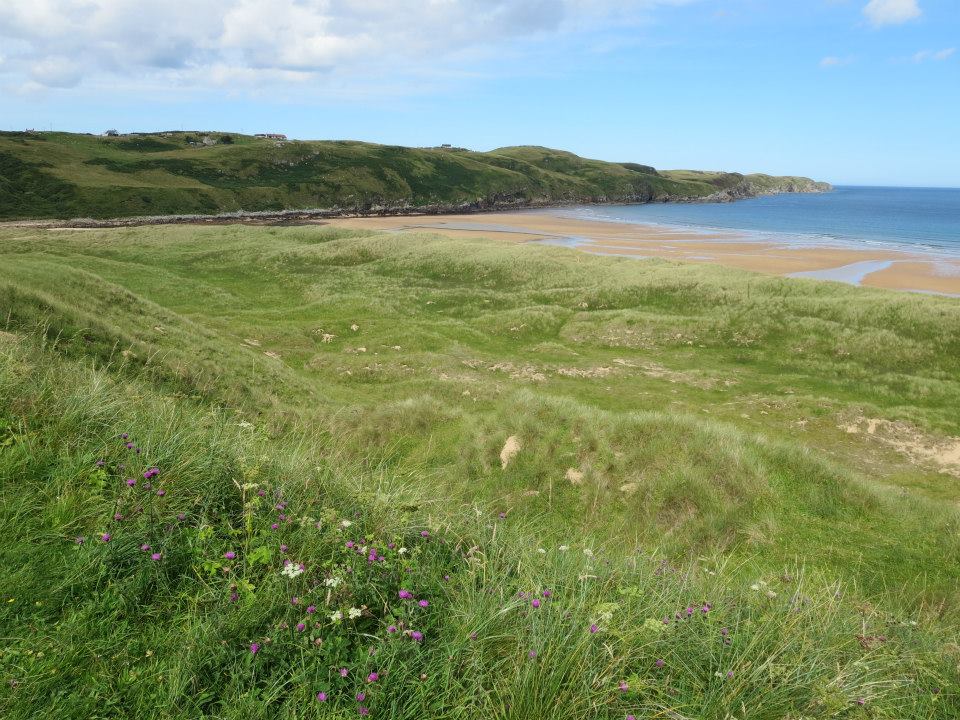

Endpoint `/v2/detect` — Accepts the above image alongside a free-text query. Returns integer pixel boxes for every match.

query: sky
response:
[1,0,957,187]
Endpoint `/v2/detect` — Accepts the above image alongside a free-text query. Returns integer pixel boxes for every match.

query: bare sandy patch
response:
[500,436,522,469]
[841,416,960,478]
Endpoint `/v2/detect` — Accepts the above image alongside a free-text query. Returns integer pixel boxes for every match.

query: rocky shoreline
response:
[1,184,831,230]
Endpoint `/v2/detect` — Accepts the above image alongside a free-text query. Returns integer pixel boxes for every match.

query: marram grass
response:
[0,223,959,718]
[0,337,955,719]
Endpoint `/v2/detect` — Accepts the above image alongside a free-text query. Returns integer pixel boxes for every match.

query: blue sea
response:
[552,186,960,258]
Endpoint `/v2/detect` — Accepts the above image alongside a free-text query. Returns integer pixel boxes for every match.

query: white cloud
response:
[29,56,82,88]
[862,0,921,27]
[819,56,854,68]
[912,47,956,62]
[0,0,696,91]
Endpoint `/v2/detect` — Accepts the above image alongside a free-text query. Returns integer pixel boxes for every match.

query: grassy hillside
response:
[0,132,830,221]
[1,224,957,718]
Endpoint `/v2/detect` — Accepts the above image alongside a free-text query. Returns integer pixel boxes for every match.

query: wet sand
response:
[329,212,960,296]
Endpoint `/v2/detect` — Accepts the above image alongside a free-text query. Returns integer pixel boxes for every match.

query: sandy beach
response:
[328,211,960,296]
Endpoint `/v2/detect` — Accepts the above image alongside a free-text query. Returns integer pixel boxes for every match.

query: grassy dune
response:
[1,224,958,718]
[0,132,830,220]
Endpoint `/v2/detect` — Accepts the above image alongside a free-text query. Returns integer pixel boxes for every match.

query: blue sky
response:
[1,0,957,186]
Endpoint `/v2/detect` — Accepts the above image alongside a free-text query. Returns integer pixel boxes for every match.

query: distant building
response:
[202,136,217,146]
[255,133,287,140]
[440,143,452,148]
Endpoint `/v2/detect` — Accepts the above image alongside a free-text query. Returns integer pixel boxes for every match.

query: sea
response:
[552,186,960,259]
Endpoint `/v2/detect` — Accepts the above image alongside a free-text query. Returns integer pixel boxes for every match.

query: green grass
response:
[0,224,958,718]
[0,132,829,220]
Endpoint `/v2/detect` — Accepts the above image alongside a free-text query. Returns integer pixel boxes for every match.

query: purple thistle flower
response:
[230,592,239,603]
[654,659,665,668]
[280,544,288,552]
[387,625,397,634]
[358,707,369,717]
[250,643,260,654]
[126,478,136,487]
[444,574,450,581]
[528,649,537,659]
[100,533,111,543]
[388,542,396,550]
[151,552,161,561]
[398,590,413,600]
[618,681,629,692]
[257,489,266,497]
[356,692,366,702]
[156,489,165,497]
[316,692,327,702]
[339,667,349,677]
[856,698,866,706]
[306,605,316,614]
[296,623,306,632]
[420,530,430,537]
[628,716,637,720]
[367,672,379,683]
[224,551,236,560]
[498,512,506,519]
[270,523,279,530]
[141,544,151,552]
[542,589,552,598]
[114,513,123,521]
[125,442,134,450]
[531,599,541,608]
[121,433,129,440]
[176,512,185,521]
[589,624,598,634]
[419,599,429,608]
[290,597,299,606]
[410,631,423,642]
[726,670,734,679]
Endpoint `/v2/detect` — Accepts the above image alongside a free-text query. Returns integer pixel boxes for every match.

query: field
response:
[0,131,829,220]
[1,223,958,718]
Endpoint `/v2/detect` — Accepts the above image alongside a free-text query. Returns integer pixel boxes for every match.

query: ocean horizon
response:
[548,186,960,259]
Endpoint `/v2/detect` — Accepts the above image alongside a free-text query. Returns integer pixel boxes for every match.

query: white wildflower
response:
[559,545,570,552]
[537,548,547,554]
[324,577,342,588]
[281,564,305,579]
[330,610,343,622]
[582,548,594,558]
[766,590,777,599]
[348,607,362,619]
[340,519,352,528]
[398,547,408,555]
